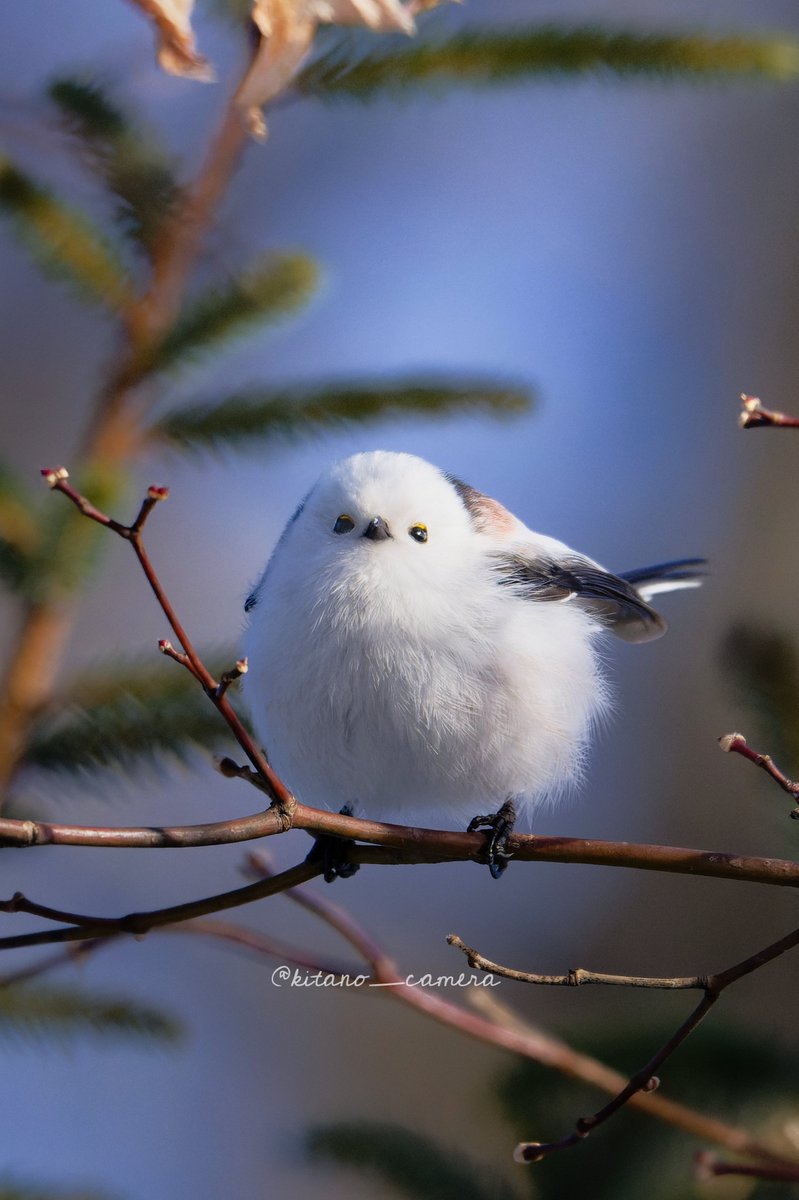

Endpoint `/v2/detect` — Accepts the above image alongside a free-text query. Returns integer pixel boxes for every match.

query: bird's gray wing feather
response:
[493,552,668,643]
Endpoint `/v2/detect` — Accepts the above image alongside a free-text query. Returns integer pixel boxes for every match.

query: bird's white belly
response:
[245,588,604,823]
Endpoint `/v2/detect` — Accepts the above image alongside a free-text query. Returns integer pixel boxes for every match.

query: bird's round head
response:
[265,451,483,619]
[309,449,474,557]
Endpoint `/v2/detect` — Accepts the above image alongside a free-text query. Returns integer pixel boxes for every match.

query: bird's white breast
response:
[244,537,606,822]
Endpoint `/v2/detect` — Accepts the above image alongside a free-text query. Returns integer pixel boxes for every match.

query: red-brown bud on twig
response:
[514,1143,544,1164]
[40,466,69,488]
[147,486,170,501]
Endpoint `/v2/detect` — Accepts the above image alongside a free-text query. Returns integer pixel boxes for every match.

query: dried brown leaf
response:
[127,0,216,81]
[236,0,419,138]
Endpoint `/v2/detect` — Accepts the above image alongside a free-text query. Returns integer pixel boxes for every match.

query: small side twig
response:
[739,394,799,428]
[0,859,323,952]
[216,658,248,700]
[720,732,799,818]
[456,927,799,1165]
[447,935,705,991]
[43,470,295,819]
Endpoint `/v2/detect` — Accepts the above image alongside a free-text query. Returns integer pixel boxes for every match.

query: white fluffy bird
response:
[243,450,702,875]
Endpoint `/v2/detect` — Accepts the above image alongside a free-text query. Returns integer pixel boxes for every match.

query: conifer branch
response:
[124,253,319,384]
[0,983,180,1044]
[149,376,531,451]
[296,25,799,102]
[0,157,133,311]
[48,76,183,257]
[24,686,226,777]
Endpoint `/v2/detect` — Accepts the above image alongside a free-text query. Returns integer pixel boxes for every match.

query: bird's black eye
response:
[409,524,428,543]
[333,514,355,534]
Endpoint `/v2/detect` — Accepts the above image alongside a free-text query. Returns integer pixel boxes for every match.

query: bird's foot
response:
[467,799,517,879]
[305,805,360,883]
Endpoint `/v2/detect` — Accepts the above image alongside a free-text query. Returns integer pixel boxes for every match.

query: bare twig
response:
[44,470,295,817]
[720,732,799,817]
[696,1152,799,1183]
[502,926,799,1164]
[448,934,705,990]
[0,800,796,890]
[739,394,799,428]
[0,860,322,953]
[216,658,248,700]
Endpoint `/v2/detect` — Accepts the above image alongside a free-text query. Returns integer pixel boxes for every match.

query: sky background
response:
[2,1,799,1197]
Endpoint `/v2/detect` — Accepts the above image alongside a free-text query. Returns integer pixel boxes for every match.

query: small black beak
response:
[363,515,391,542]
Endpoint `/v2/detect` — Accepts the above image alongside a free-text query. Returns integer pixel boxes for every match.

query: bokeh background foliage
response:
[0,1,798,1196]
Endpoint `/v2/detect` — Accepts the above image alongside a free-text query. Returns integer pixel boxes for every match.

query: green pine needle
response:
[23,655,241,780]
[0,984,181,1044]
[0,157,132,311]
[149,375,531,451]
[128,253,319,383]
[296,25,799,101]
[307,1123,517,1200]
[48,77,182,258]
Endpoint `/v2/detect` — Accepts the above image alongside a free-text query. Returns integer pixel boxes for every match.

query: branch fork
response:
[720,731,799,817]
[739,394,799,428]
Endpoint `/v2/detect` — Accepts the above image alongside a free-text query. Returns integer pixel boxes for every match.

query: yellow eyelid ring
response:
[333,514,355,534]
[409,523,428,543]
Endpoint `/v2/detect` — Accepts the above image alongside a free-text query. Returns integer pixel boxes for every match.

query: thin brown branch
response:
[447,935,704,990]
[0,800,796,891]
[739,394,799,428]
[511,925,799,1164]
[720,731,799,817]
[696,1152,799,1183]
[0,859,322,952]
[45,471,295,815]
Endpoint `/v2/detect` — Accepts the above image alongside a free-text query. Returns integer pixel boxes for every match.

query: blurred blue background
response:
[2,1,799,1196]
